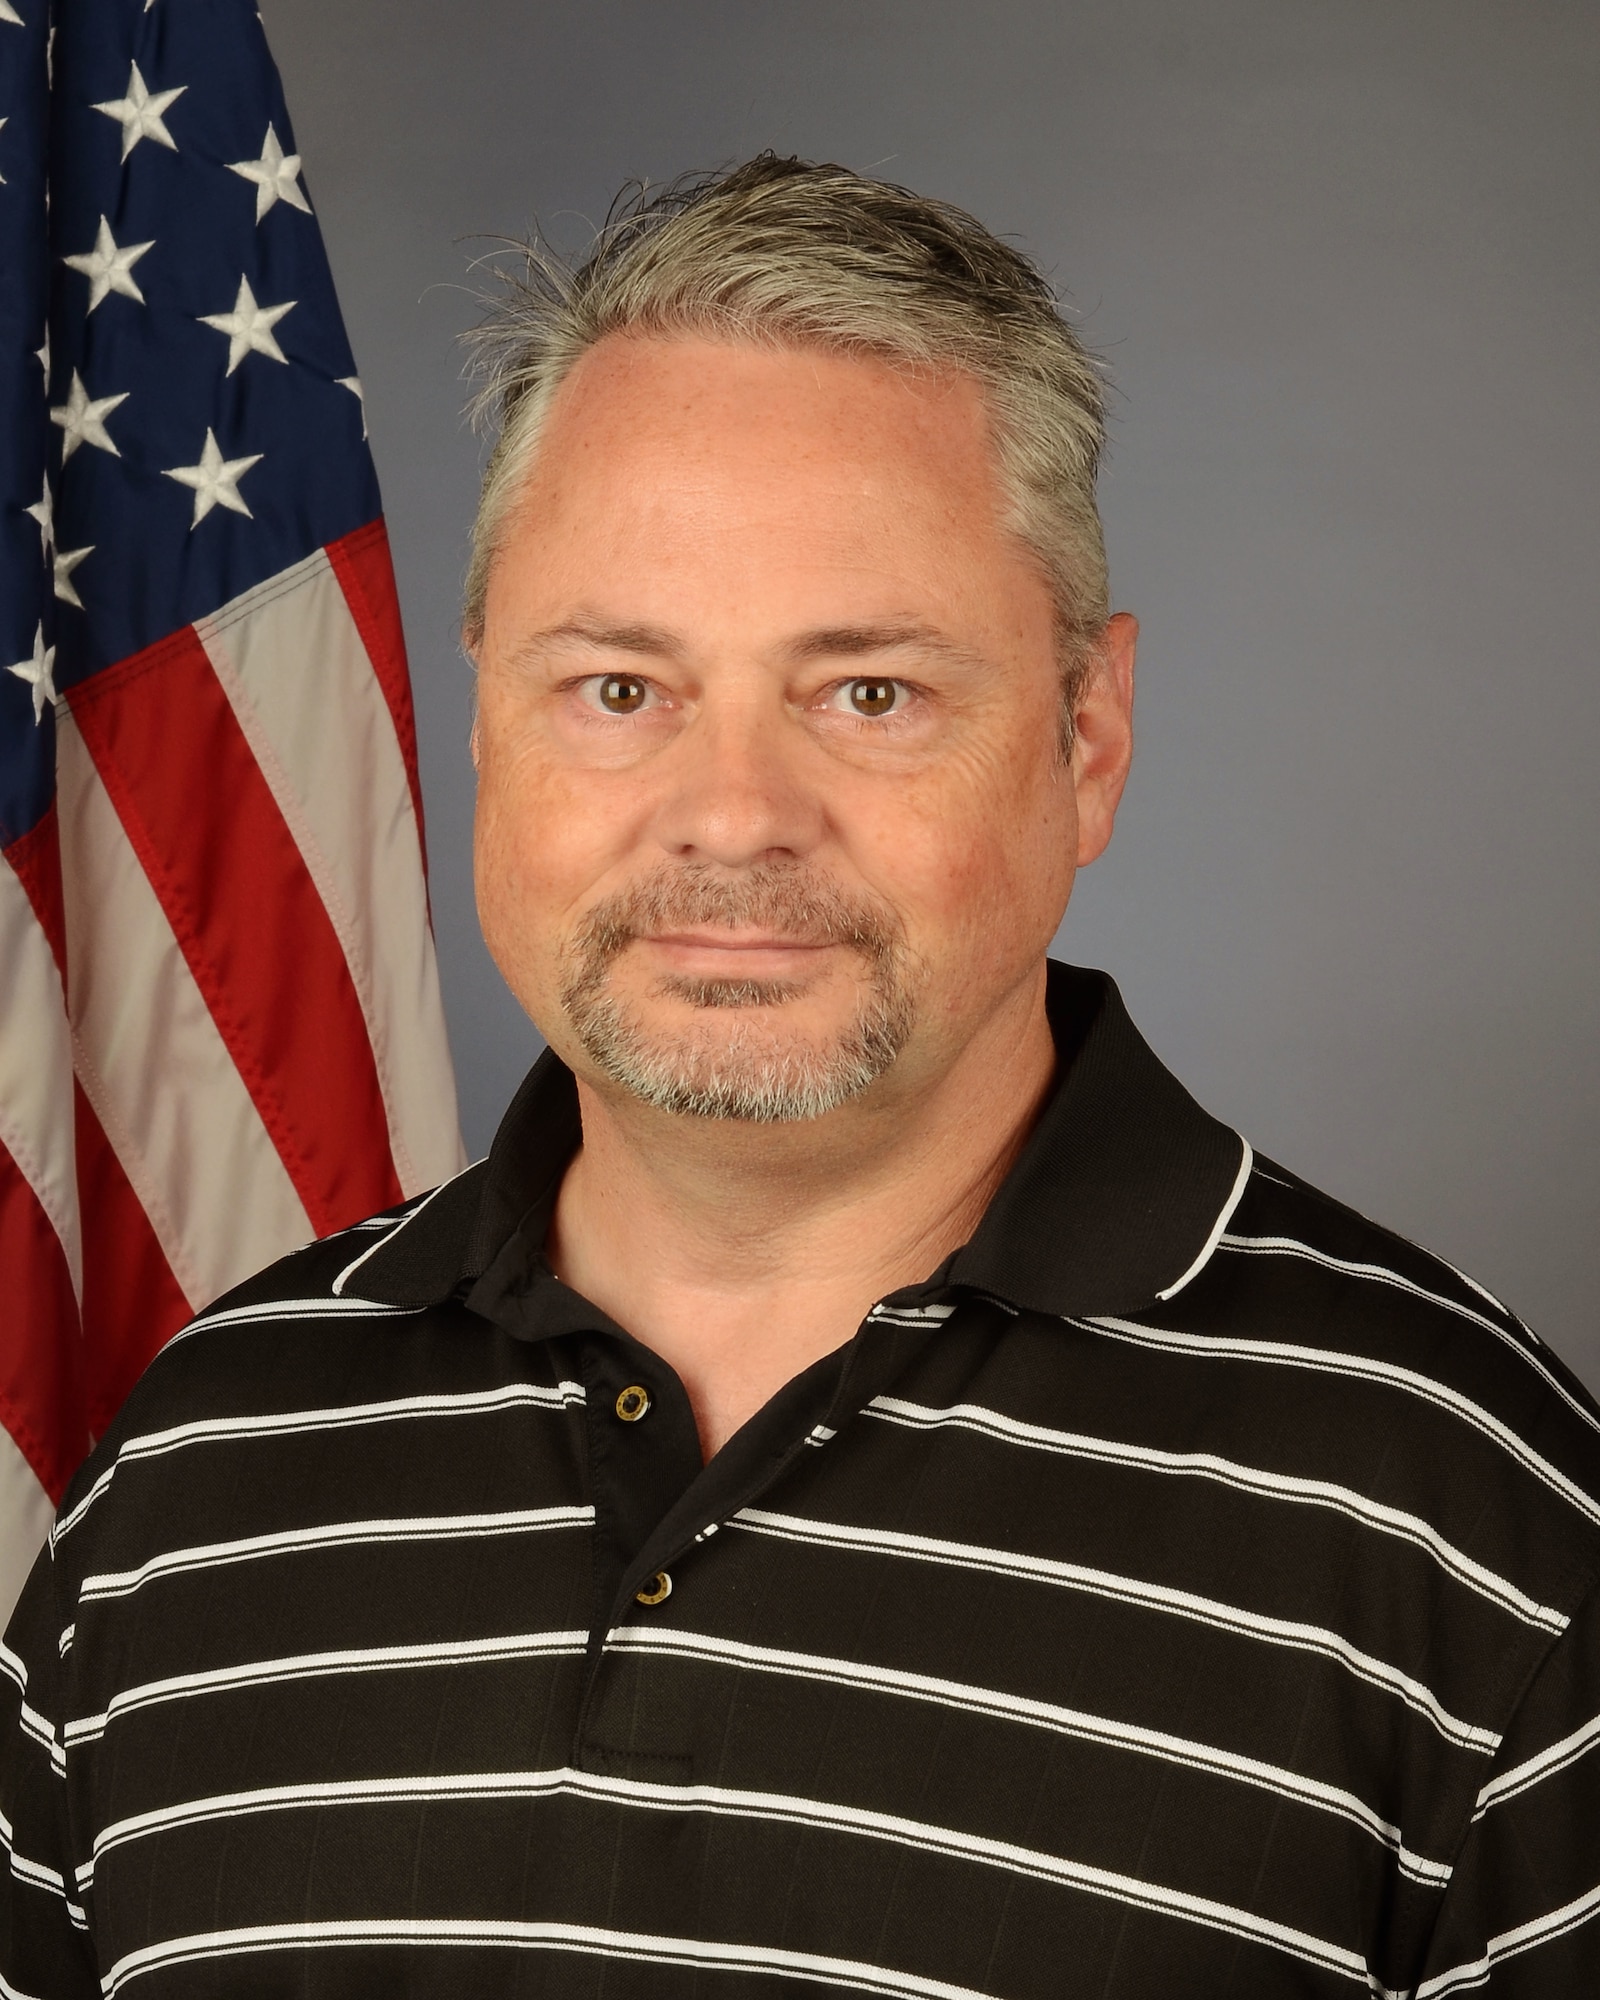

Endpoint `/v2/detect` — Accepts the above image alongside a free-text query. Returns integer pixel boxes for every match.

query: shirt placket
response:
[569,1312,942,1779]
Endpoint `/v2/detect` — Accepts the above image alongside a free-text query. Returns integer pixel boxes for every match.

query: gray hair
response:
[462,155,1110,699]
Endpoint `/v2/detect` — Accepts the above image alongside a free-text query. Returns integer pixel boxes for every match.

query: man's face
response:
[473,334,1132,1122]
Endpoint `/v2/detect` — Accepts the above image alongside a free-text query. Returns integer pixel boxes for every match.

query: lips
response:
[640,930,834,952]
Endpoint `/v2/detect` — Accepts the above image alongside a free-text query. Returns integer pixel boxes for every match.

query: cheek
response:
[867,749,1077,967]
[472,779,540,1002]
[472,748,618,997]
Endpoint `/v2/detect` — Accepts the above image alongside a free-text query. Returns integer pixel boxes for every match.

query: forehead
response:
[538,331,996,473]
[482,333,1042,644]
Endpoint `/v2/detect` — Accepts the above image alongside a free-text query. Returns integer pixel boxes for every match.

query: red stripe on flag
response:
[4,805,67,978]
[67,627,403,1239]
[326,519,428,865]
[0,1136,86,1504]
[74,1087,195,1436]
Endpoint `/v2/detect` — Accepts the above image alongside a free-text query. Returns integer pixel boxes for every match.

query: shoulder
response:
[51,1176,484,1537]
[1151,1150,1600,1585]
[1216,1152,1584,1405]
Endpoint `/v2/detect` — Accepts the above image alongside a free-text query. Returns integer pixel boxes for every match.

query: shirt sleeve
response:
[1415,1570,1600,1997]
[0,1540,100,1998]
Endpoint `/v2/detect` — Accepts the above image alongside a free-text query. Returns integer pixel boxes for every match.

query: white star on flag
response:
[227,123,310,222]
[35,326,49,379]
[335,375,367,438]
[5,624,58,726]
[0,3,20,27]
[199,276,295,374]
[92,61,185,161]
[52,546,93,609]
[50,370,128,460]
[0,116,8,186]
[24,473,53,554]
[64,215,155,312]
[162,428,263,526]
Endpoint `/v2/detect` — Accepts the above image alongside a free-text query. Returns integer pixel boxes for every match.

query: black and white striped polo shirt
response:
[5,962,1600,1999]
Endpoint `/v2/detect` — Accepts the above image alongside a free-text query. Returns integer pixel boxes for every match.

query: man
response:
[3,155,1598,1999]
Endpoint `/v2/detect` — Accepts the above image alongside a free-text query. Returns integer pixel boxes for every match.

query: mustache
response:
[567,863,905,968]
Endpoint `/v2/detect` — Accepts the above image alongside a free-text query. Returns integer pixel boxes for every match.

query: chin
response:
[567,983,915,1124]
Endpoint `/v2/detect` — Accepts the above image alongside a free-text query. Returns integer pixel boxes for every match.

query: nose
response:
[649,687,825,868]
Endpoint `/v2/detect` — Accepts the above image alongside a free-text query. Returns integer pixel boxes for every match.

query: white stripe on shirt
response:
[603,1624,1453,1884]
[65,1630,589,1748]
[103,1916,1001,2000]
[730,1508,1499,1753]
[53,1382,585,1545]
[86,1769,1390,1992]
[78,1508,594,1605]
[1084,1315,1600,1530]
[865,1395,1565,1632]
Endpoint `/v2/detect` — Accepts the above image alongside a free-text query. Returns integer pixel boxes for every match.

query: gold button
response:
[635,1571,672,1607]
[615,1385,651,1423]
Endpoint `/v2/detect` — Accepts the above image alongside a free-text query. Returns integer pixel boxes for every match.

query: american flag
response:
[0,0,464,1614]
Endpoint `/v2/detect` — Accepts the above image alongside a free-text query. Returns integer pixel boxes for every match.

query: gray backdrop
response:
[261,1,1600,1381]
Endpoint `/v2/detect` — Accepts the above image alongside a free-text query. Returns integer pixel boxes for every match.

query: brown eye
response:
[849,679,898,717]
[598,675,648,713]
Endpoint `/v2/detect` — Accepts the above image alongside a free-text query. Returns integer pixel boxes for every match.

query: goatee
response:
[558,863,917,1122]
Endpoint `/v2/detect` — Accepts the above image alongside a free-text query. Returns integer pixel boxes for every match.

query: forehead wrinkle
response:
[783,622,990,673]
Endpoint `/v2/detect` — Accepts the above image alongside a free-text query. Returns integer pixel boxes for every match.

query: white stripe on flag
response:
[0,859,82,1304]
[56,709,314,1310]
[0,1430,55,1630]
[196,552,463,1197]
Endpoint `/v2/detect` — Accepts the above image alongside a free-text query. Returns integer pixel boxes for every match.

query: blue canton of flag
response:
[3,0,377,799]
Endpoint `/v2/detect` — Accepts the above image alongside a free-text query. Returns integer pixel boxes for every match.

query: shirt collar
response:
[348,961,1248,1322]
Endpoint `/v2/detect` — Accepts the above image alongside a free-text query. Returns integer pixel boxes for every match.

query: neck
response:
[545,963,1057,1456]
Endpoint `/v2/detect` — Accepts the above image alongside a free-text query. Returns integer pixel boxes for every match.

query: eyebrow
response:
[507,618,685,667]
[508,616,986,674]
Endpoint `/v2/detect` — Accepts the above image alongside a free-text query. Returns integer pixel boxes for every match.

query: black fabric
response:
[950,965,1246,1313]
[6,964,1600,2000]
[424,961,1242,1625]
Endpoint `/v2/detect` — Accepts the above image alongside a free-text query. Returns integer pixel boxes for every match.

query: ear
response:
[1070,612,1137,867]
[464,627,483,771]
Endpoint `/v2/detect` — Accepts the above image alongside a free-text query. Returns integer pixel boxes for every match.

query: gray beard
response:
[557,863,917,1123]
